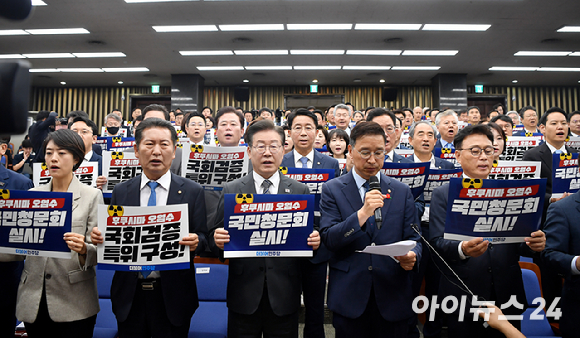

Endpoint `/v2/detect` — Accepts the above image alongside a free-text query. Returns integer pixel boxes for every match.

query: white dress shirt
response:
[352,167,380,203]
[545,141,567,154]
[84,150,94,162]
[253,170,281,194]
[293,149,314,169]
[139,170,171,207]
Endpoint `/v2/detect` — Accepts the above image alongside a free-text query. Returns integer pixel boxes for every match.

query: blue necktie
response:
[385,154,390,162]
[147,181,158,206]
[143,181,158,278]
[362,181,376,232]
[445,142,455,150]
[300,156,309,168]
[555,150,563,154]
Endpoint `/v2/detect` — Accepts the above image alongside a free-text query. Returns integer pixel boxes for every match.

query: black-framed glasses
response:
[353,147,386,160]
[457,146,495,157]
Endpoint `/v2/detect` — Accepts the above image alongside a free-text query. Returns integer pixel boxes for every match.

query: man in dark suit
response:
[434,110,459,150]
[68,116,108,189]
[407,121,454,338]
[211,119,321,338]
[522,107,577,312]
[429,124,545,338]
[513,106,541,136]
[366,108,411,164]
[281,109,339,338]
[0,136,33,338]
[542,189,580,338]
[319,121,421,337]
[91,118,208,338]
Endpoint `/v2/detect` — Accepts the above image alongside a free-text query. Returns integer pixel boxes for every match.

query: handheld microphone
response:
[368,176,382,230]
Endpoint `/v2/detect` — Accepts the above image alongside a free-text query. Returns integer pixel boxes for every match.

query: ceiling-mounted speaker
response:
[382,87,398,102]
[234,87,250,102]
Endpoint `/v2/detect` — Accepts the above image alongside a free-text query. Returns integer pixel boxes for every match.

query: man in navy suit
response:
[429,125,545,338]
[434,110,459,150]
[319,121,421,337]
[407,121,454,338]
[513,106,541,136]
[542,189,580,338]
[366,108,411,164]
[68,116,108,189]
[211,119,320,338]
[91,118,207,338]
[0,136,33,338]
[281,109,339,338]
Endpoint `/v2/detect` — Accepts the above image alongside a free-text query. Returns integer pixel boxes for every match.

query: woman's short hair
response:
[42,129,86,171]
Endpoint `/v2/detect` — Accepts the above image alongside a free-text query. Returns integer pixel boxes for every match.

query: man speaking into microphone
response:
[319,121,421,337]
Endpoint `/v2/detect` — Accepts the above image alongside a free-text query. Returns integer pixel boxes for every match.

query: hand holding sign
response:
[214,228,230,250]
[525,230,545,252]
[179,233,199,252]
[461,237,489,257]
[307,230,320,251]
[90,227,103,244]
[64,232,87,254]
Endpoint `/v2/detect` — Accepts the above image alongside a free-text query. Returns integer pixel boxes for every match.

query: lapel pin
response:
[386,194,391,199]
[387,189,391,193]
[178,190,182,194]
[317,162,321,165]
[285,188,291,193]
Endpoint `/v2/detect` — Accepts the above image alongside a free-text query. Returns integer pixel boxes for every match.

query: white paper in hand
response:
[357,240,416,257]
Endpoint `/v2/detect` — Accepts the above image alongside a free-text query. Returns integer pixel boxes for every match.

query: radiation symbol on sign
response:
[176,143,183,148]
[107,205,124,217]
[41,163,48,170]
[111,152,124,160]
[492,160,498,168]
[235,193,253,204]
[191,144,204,153]
[442,148,452,154]
[560,152,572,161]
[0,189,10,199]
[279,166,288,174]
[566,136,570,142]
[462,178,483,189]
[525,132,533,137]
[112,136,122,143]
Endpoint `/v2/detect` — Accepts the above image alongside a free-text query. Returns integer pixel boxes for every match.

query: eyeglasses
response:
[292,125,316,133]
[353,147,386,160]
[335,113,350,118]
[384,126,396,135]
[189,122,205,127]
[571,120,580,124]
[71,129,93,136]
[253,144,281,154]
[457,146,495,157]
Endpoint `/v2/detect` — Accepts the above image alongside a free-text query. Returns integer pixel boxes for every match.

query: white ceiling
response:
[2,0,580,88]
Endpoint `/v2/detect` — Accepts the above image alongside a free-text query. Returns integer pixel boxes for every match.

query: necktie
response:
[385,154,390,162]
[262,179,273,194]
[143,181,159,278]
[446,143,455,150]
[299,156,309,168]
[362,181,376,232]
[147,181,159,206]
[555,150,563,154]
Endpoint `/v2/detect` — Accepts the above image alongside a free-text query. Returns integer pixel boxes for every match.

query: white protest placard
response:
[488,161,541,180]
[500,136,542,161]
[102,151,142,193]
[33,162,98,188]
[97,204,190,271]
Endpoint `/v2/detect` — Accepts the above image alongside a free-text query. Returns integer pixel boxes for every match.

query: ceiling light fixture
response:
[244,66,292,70]
[32,0,47,5]
[346,50,401,55]
[153,25,218,32]
[219,24,284,31]
[103,67,150,72]
[243,79,249,83]
[489,67,539,71]
[290,50,344,55]
[60,82,66,85]
[422,24,490,31]
[512,80,518,83]
[402,50,459,56]
[0,30,29,35]
[287,24,352,30]
[26,28,90,35]
[118,81,124,84]
[126,0,199,2]
[354,24,422,30]
[557,26,580,33]
[196,66,245,71]
[234,50,288,55]
[294,66,341,70]
[29,69,59,73]
[343,66,391,70]
[391,66,441,70]
[72,52,126,58]
[58,68,104,72]
[538,67,580,72]
[312,79,318,83]
[23,53,75,58]
[379,79,386,83]
[0,54,26,59]
[179,50,233,56]
[514,51,571,56]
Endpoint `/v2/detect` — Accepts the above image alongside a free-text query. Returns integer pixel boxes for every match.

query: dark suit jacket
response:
[542,191,580,336]
[319,171,421,321]
[408,155,455,170]
[88,151,102,176]
[281,150,339,263]
[109,173,207,326]
[513,128,541,136]
[392,152,411,164]
[522,142,578,222]
[429,183,532,318]
[210,173,311,316]
[0,165,34,190]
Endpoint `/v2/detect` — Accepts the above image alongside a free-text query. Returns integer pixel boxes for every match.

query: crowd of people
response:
[0,101,579,338]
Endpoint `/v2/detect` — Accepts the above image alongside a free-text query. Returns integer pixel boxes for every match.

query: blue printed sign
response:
[433,148,458,166]
[97,204,190,271]
[107,137,136,150]
[381,162,430,199]
[0,190,73,258]
[280,168,335,211]
[444,178,546,244]
[424,168,463,203]
[551,152,580,198]
[224,194,315,258]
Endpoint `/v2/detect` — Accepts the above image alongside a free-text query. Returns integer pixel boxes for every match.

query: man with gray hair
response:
[506,111,521,126]
[413,106,424,122]
[434,110,459,149]
[104,113,123,136]
[333,103,352,135]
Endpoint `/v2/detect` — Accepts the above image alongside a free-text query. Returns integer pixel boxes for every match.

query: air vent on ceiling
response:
[384,38,403,44]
